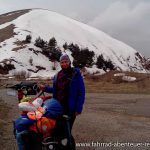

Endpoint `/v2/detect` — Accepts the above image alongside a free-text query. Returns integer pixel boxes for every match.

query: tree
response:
[63,42,68,50]
[105,59,115,70]
[68,43,80,64]
[69,44,94,68]
[43,46,62,62]
[34,37,46,48]
[48,37,57,48]
[96,55,114,71]
[96,55,106,69]
[67,43,95,68]
[80,48,95,67]
[68,43,80,54]
[49,48,62,61]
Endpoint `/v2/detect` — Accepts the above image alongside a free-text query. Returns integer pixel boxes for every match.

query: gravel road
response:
[1,89,150,150]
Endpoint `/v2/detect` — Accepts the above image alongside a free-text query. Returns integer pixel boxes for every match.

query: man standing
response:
[44,53,85,130]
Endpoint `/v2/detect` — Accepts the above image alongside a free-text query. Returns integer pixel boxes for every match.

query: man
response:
[44,53,85,130]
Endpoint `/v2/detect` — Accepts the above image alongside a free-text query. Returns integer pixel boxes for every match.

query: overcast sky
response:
[0,0,150,57]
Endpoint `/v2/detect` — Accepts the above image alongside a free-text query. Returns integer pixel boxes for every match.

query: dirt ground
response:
[74,93,150,150]
[1,89,150,150]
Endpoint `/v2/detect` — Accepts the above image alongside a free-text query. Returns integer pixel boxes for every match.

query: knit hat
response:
[59,54,71,63]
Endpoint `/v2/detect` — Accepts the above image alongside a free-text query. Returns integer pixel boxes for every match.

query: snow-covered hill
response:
[0,9,148,77]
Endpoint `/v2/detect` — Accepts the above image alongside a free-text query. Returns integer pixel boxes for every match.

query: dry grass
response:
[0,9,30,25]
[0,71,150,94]
[0,24,16,42]
[84,71,150,94]
[0,9,31,43]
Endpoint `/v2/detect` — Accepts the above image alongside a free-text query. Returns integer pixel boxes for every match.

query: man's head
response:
[59,54,71,69]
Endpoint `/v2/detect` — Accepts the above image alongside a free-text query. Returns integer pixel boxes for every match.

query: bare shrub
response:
[12,70,31,79]
[13,40,25,46]
[0,24,16,43]
[29,57,33,66]
[52,66,56,70]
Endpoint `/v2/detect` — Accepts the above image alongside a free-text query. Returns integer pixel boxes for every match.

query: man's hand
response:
[37,83,45,91]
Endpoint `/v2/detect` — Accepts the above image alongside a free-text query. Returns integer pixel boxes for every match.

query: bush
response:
[0,63,15,74]
[34,37,46,48]
[52,66,56,70]
[29,57,33,66]
[25,35,32,43]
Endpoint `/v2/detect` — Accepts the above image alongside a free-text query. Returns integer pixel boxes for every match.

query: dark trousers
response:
[69,114,76,132]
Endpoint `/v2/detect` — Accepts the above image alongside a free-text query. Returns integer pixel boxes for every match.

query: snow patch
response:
[122,76,136,82]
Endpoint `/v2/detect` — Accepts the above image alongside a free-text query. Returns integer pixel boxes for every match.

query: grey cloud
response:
[89,1,150,57]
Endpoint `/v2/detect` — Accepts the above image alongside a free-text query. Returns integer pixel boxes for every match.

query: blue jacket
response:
[15,115,36,133]
[45,68,85,113]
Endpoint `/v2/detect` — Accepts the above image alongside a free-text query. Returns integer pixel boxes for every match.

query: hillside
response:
[0,9,148,77]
